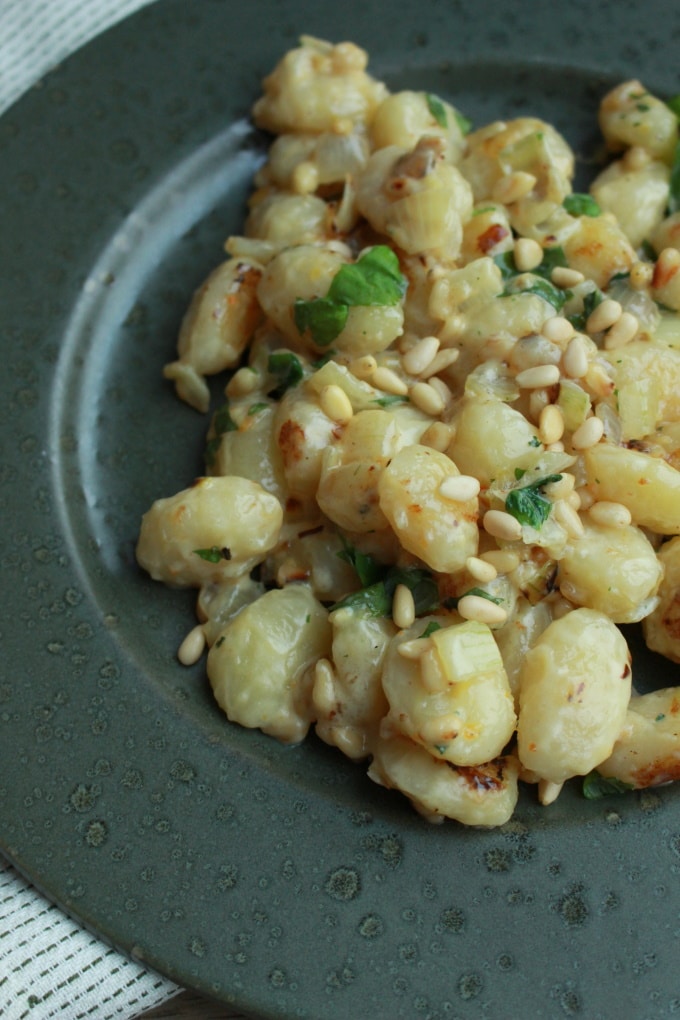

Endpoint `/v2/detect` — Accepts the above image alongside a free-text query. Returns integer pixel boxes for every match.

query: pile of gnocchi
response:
[137,37,680,827]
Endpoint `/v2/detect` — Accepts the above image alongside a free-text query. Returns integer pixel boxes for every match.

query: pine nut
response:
[514,237,544,271]
[439,474,481,502]
[571,415,604,449]
[479,549,520,573]
[320,384,353,423]
[584,362,615,399]
[492,171,537,204]
[551,266,585,288]
[292,160,319,194]
[586,298,622,334]
[529,388,550,422]
[588,500,632,528]
[226,366,259,397]
[427,375,453,406]
[372,365,409,395]
[421,347,460,377]
[538,404,565,446]
[544,473,575,500]
[563,335,589,378]
[350,354,377,379]
[624,145,651,171]
[538,780,563,806]
[483,509,523,541]
[397,637,433,659]
[515,364,561,389]
[603,311,639,350]
[409,380,446,415]
[313,658,336,713]
[401,336,440,375]
[466,556,498,583]
[457,594,508,626]
[392,583,416,630]
[567,490,581,510]
[553,499,584,538]
[546,441,565,452]
[630,260,654,289]
[420,421,454,452]
[575,486,594,510]
[541,315,574,344]
[177,625,206,666]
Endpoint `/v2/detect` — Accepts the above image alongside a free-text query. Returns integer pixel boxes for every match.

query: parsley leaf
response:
[194,546,232,563]
[268,351,304,397]
[293,246,407,347]
[337,537,384,587]
[563,193,601,217]
[568,287,604,331]
[504,474,562,530]
[501,274,568,312]
[443,587,504,609]
[582,771,635,800]
[494,245,568,283]
[426,92,447,128]
[372,394,410,407]
[205,401,238,467]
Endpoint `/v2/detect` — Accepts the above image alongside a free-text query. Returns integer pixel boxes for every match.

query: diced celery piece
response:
[558,379,590,432]
[617,377,660,441]
[431,620,503,684]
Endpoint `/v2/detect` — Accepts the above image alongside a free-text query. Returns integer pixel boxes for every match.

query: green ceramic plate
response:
[2,1,680,1016]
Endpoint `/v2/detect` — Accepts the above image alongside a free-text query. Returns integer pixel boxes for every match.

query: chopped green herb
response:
[563,193,601,217]
[247,401,269,416]
[495,246,568,283]
[434,744,448,755]
[333,566,438,619]
[426,92,448,128]
[656,713,666,722]
[454,110,473,136]
[568,287,604,330]
[205,401,238,466]
[528,436,541,448]
[268,351,304,397]
[472,205,497,216]
[669,140,680,214]
[501,274,569,312]
[337,537,384,587]
[504,474,562,530]
[372,394,410,407]
[444,587,504,610]
[667,94,680,118]
[305,613,311,623]
[514,467,527,480]
[194,546,232,563]
[421,621,443,638]
[636,102,650,112]
[639,239,657,262]
[311,351,335,369]
[582,771,635,800]
[294,246,407,347]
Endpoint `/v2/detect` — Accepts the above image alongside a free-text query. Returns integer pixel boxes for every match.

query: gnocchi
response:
[137,37,680,827]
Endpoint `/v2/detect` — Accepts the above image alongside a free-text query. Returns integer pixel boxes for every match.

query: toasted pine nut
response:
[483,509,523,541]
[603,311,639,350]
[177,625,206,666]
[397,637,433,660]
[551,266,585,288]
[292,160,319,194]
[588,500,632,528]
[401,336,440,375]
[541,315,574,344]
[457,594,507,626]
[421,347,460,378]
[439,474,481,502]
[427,375,453,406]
[562,335,589,378]
[410,380,446,415]
[320,384,353,423]
[349,354,377,379]
[392,584,416,630]
[479,549,520,573]
[544,473,575,500]
[515,364,561,389]
[514,237,544,271]
[571,415,604,449]
[372,366,409,395]
[553,498,584,538]
[630,260,654,289]
[313,658,336,713]
[492,171,537,204]
[226,366,259,398]
[465,556,498,583]
[538,404,565,446]
[586,298,622,334]
[538,780,564,806]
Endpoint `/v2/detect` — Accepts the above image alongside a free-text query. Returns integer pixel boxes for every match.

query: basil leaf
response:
[194,546,231,563]
[667,94,680,118]
[494,245,568,283]
[294,298,348,348]
[332,580,391,616]
[333,566,438,618]
[493,251,518,280]
[501,274,568,312]
[444,587,504,609]
[426,92,448,128]
[337,537,384,587]
[328,246,407,307]
[669,139,680,215]
[504,474,562,530]
[582,771,635,800]
[568,288,604,331]
[268,351,304,395]
[563,193,601,217]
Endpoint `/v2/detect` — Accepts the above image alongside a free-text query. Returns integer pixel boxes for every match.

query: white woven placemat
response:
[1,7,182,1016]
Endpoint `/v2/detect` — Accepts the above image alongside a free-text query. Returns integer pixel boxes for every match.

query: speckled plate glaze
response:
[2,1,680,1017]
